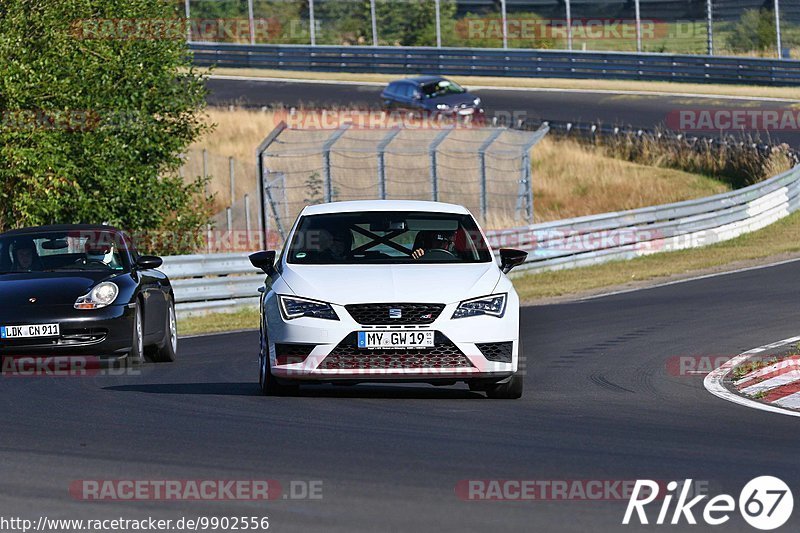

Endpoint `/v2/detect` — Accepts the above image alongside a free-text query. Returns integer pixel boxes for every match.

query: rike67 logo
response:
[623,477,793,530]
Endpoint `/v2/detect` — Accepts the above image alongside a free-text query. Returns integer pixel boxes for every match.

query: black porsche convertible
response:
[0,224,176,364]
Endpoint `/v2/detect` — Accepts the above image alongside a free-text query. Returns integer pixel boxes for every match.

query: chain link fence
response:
[183,0,798,58]
[256,120,548,245]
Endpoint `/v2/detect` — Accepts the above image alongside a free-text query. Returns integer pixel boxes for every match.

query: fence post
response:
[478,129,504,223]
[516,125,549,223]
[184,0,191,42]
[775,0,783,59]
[244,193,252,249]
[706,0,713,56]
[226,207,232,234]
[377,128,401,200]
[565,0,572,51]
[309,0,316,46]
[370,0,378,47]
[634,0,642,52]
[229,156,236,205]
[256,122,288,249]
[434,0,442,48]
[322,124,350,203]
[500,0,508,49]
[429,128,453,202]
[247,0,255,44]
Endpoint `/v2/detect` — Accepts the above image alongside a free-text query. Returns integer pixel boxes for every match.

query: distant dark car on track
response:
[0,224,176,365]
[381,76,484,120]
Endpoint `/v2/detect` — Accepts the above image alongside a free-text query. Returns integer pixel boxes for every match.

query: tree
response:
[0,0,213,254]
[726,8,778,54]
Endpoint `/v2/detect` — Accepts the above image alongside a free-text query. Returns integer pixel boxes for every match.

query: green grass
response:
[179,308,260,336]
[513,209,800,301]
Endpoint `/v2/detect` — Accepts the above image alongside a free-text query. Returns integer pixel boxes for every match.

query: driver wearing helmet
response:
[411,230,456,260]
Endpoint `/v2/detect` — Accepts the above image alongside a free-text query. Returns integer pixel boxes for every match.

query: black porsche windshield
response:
[287,211,492,265]
[0,230,129,273]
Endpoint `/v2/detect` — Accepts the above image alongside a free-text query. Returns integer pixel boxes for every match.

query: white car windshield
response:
[287,211,492,265]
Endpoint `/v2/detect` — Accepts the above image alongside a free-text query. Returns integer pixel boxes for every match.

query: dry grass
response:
[188,108,729,226]
[205,67,800,101]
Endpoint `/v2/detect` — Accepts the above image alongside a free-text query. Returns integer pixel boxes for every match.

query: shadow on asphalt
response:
[103,382,485,399]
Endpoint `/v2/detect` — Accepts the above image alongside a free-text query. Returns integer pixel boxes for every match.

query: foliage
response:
[0,0,213,254]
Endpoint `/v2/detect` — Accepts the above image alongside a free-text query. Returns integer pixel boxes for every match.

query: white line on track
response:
[704,335,800,418]
[208,74,800,103]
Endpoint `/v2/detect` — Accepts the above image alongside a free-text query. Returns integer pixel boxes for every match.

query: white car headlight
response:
[74,282,119,310]
[452,293,507,319]
[473,97,481,106]
[279,295,339,321]
[436,103,450,110]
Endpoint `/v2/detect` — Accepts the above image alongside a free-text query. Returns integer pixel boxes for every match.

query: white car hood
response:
[280,262,501,305]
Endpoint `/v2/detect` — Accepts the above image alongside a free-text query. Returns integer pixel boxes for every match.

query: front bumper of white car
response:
[264,295,520,383]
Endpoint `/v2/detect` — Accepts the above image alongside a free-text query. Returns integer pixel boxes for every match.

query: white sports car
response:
[249,200,527,399]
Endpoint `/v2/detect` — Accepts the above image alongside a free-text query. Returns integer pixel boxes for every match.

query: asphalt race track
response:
[206,77,800,148]
[3,260,800,531]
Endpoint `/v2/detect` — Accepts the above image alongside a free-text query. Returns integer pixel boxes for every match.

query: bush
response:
[0,0,213,254]
[726,8,778,53]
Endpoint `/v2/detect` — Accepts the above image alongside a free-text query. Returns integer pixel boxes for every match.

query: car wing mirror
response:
[499,248,527,274]
[250,250,277,274]
[136,255,163,269]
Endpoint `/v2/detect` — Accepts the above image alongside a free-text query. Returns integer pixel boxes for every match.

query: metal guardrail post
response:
[322,124,350,203]
[478,129,504,222]
[377,128,401,200]
[429,128,453,202]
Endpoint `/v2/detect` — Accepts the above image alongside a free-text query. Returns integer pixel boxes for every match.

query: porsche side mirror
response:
[499,248,527,274]
[250,250,277,274]
[136,255,163,270]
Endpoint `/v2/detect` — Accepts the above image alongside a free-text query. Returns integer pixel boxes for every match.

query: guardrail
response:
[190,42,800,86]
[163,163,800,316]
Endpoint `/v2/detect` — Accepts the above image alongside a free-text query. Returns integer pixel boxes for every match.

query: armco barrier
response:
[163,164,800,316]
[189,42,800,86]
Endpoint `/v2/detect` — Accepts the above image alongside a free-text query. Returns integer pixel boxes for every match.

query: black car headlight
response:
[279,295,339,321]
[452,294,507,319]
[74,282,119,310]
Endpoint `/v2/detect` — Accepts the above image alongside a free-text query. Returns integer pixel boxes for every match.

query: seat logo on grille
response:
[389,308,402,319]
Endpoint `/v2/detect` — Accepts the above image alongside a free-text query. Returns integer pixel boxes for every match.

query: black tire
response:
[258,323,298,396]
[129,304,146,366]
[152,299,177,363]
[486,373,523,399]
